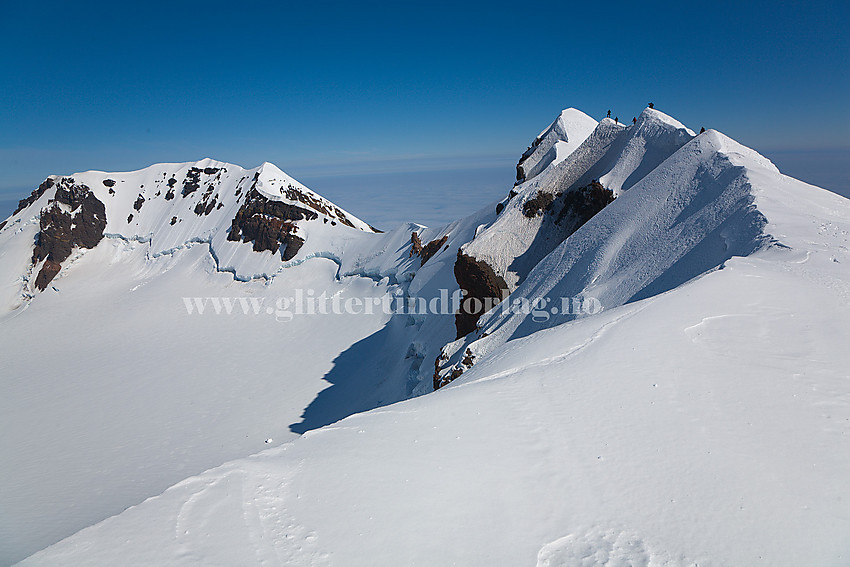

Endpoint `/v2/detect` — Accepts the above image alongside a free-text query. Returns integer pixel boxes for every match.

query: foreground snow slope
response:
[0,244,398,564]
[17,125,850,564]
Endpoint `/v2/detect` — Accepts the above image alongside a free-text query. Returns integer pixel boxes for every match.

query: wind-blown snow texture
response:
[2,107,849,566]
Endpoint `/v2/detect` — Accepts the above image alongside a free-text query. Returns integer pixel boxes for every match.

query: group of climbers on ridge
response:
[606,103,705,133]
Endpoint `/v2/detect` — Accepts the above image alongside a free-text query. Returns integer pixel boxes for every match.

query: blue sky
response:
[1,0,848,226]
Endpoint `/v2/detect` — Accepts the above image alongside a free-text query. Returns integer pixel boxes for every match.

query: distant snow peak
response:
[3,158,378,298]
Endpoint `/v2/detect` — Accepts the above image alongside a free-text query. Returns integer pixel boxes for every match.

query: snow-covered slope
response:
[515,108,598,183]
[19,169,850,566]
[3,106,850,566]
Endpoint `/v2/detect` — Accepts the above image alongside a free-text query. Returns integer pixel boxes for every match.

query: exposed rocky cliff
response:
[32,179,106,290]
[452,250,508,339]
[226,188,315,260]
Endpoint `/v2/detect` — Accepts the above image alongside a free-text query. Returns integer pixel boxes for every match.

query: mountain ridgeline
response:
[1,107,785,396]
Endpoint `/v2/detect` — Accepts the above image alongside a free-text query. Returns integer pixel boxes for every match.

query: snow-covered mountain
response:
[2,106,849,566]
[0,158,377,305]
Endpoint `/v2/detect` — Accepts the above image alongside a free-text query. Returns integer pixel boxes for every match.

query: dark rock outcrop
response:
[133,195,145,211]
[31,180,107,290]
[237,170,368,231]
[279,183,356,229]
[181,167,202,197]
[453,250,508,339]
[13,178,55,216]
[552,180,615,227]
[193,183,219,216]
[102,179,115,187]
[410,233,449,266]
[420,235,448,266]
[432,355,442,390]
[227,188,316,260]
[461,348,475,367]
[437,182,614,386]
[34,259,62,291]
[193,198,218,216]
[507,181,615,289]
[515,137,542,184]
[410,232,424,257]
[522,191,556,218]
[432,352,462,391]
[497,188,519,214]
[432,348,471,390]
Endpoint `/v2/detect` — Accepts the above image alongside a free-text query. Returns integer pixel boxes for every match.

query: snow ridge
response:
[517,108,598,183]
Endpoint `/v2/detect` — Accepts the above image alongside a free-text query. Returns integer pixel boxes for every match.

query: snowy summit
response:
[1,106,849,567]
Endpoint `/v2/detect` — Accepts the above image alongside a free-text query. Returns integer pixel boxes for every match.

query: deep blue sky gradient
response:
[1,0,848,226]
